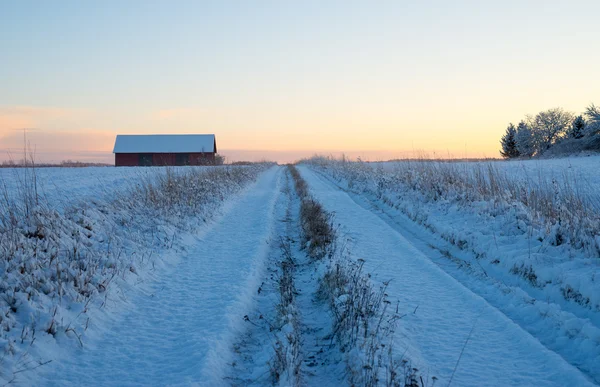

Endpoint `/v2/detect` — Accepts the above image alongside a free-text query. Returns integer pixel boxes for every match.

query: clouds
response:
[0,106,116,163]
[0,106,91,134]
[0,107,38,134]
[0,128,115,162]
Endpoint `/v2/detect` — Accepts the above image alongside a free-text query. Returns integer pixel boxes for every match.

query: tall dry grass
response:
[306,156,600,257]
[287,165,420,386]
[0,163,269,381]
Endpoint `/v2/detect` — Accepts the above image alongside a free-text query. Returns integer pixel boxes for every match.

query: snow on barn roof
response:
[113,134,216,153]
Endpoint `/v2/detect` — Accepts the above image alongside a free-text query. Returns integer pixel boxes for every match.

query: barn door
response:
[176,153,189,166]
[139,154,153,166]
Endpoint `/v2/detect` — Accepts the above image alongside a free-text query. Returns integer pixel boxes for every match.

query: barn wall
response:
[115,152,216,166]
[153,153,176,166]
[115,153,139,167]
[190,152,216,165]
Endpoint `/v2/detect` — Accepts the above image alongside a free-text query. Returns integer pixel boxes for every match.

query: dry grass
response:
[318,257,423,387]
[287,164,423,386]
[269,237,302,386]
[0,162,268,381]
[306,156,600,257]
[288,165,336,259]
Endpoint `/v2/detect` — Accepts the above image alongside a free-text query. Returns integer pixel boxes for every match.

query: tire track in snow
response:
[293,234,346,385]
[307,166,600,384]
[287,173,346,385]
[225,171,296,385]
[34,166,283,386]
[226,170,345,386]
[298,166,596,387]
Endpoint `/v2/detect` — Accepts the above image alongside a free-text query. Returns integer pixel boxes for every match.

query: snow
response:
[298,165,596,386]
[224,173,294,385]
[376,155,600,201]
[0,165,236,212]
[496,155,600,192]
[0,164,271,385]
[226,171,347,386]
[324,156,600,314]
[2,157,598,386]
[0,166,155,209]
[482,156,600,201]
[112,134,216,153]
[30,167,282,386]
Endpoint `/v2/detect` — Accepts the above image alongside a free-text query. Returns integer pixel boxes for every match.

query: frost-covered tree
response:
[569,115,586,139]
[530,107,574,152]
[584,103,600,136]
[500,123,520,158]
[515,120,535,157]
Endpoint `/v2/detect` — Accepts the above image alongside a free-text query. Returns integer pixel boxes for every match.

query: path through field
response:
[29,165,596,386]
[35,167,283,386]
[297,166,595,386]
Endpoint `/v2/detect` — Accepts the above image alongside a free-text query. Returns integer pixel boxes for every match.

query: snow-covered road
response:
[21,163,597,386]
[35,167,283,386]
[298,166,595,386]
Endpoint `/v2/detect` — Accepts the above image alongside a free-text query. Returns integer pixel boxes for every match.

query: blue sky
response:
[1,1,599,162]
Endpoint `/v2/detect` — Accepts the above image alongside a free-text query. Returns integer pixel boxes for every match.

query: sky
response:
[1,0,599,163]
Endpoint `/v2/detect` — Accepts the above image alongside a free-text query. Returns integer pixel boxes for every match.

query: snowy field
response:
[0,164,272,385]
[298,165,597,386]
[306,155,600,385]
[493,155,600,195]
[0,166,221,210]
[376,155,600,202]
[1,158,599,386]
[35,168,284,385]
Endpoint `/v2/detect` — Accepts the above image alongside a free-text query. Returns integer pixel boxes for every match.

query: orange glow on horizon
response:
[0,99,593,163]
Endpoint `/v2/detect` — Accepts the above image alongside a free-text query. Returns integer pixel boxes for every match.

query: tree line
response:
[500,104,600,158]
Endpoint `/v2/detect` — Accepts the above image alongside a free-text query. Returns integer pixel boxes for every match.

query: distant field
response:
[489,156,600,198]
[375,155,600,201]
[0,166,214,208]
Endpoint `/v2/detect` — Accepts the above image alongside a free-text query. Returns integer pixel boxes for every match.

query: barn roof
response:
[113,134,216,153]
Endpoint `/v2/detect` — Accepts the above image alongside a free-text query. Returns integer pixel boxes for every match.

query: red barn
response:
[113,134,217,166]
